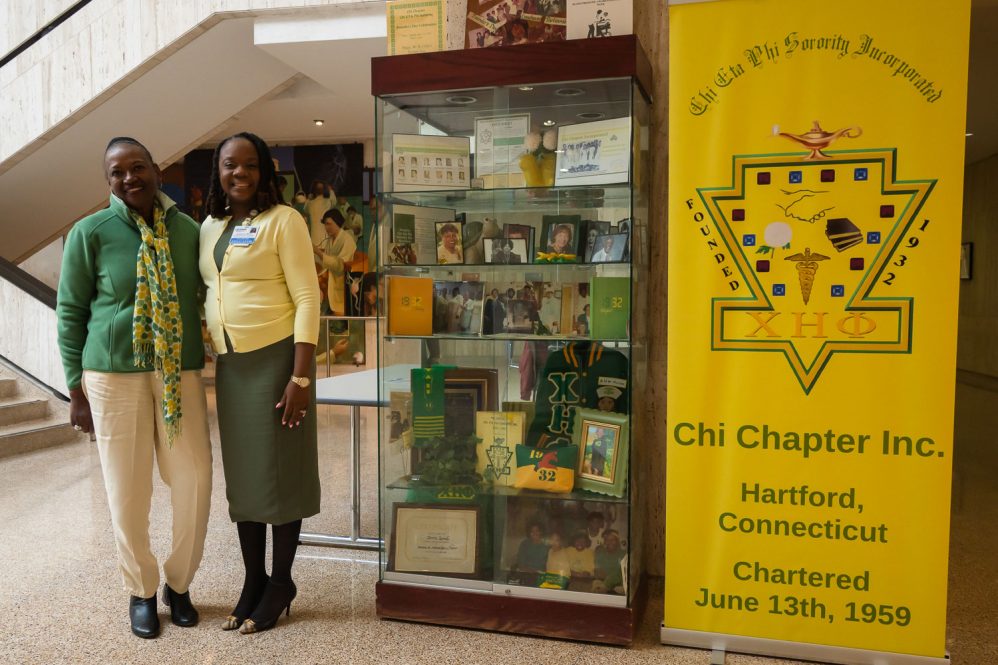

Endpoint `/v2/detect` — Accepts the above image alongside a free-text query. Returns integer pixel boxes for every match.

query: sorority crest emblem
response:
[700,122,934,393]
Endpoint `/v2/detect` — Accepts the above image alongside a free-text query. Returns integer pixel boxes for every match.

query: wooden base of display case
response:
[376,580,641,646]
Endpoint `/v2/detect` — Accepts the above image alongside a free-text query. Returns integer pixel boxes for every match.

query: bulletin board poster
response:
[664,0,970,662]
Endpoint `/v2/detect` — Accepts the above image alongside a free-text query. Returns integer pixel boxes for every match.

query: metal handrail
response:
[0,1,94,69]
[0,256,56,309]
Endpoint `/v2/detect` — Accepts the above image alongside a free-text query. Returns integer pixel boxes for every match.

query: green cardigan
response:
[57,193,205,390]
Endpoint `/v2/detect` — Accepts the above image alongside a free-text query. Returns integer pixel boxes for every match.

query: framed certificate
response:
[389,503,480,575]
[554,117,632,186]
[474,114,530,188]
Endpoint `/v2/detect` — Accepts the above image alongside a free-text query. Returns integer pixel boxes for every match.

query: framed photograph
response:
[435,221,465,264]
[554,117,632,187]
[589,232,628,263]
[391,134,471,192]
[581,220,611,261]
[961,241,973,280]
[484,237,528,264]
[498,495,628,594]
[484,281,540,334]
[389,503,480,576]
[615,217,632,260]
[503,223,535,262]
[540,216,581,260]
[431,281,485,335]
[573,409,628,498]
[444,368,499,437]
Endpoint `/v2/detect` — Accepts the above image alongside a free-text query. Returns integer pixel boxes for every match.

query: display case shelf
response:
[386,476,630,504]
[384,333,629,343]
[374,36,651,647]
[382,183,642,213]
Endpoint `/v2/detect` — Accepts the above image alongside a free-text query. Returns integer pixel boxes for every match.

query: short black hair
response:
[323,208,345,227]
[104,137,154,165]
[205,132,285,218]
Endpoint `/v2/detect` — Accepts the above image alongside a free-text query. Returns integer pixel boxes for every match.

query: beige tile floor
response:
[0,379,994,665]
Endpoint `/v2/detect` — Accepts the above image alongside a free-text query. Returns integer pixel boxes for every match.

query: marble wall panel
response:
[0,281,67,395]
[45,26,92,127]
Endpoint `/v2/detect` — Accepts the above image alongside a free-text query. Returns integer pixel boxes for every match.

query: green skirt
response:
[216,335,320,524]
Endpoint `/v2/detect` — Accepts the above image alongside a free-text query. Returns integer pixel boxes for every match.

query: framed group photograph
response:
[573,409,628,497]
[435,221,465,264]
[389,503,480,576]
[589,232,628,263]
[484,237,528,264]
[391,134,471,192]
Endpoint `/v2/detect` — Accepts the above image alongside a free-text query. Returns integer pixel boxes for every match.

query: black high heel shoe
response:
[222,574,269,631]
[239,579,297,634]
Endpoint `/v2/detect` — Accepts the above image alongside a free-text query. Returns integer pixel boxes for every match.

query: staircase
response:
[0,368,84,459]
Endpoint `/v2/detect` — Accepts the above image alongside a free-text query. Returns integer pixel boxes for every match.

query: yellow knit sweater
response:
[200,205,320,354]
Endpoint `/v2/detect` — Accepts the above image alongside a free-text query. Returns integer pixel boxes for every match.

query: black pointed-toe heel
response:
[239,580,297,634]
[222,574,269,631]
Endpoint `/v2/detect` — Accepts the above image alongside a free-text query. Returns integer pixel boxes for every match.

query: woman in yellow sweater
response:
[199,132,321,634]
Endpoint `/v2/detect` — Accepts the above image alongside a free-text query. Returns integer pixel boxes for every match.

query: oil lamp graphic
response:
[778,121,863,160]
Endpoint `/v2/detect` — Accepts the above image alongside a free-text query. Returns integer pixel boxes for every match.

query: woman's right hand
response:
[69,388,94,434]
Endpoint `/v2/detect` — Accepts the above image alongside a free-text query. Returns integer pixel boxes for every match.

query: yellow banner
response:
[665,0,969,659]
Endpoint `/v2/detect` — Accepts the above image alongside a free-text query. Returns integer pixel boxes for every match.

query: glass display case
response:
[372,35,651,645]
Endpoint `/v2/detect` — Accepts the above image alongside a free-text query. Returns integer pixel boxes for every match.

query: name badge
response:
[229,226,259,246]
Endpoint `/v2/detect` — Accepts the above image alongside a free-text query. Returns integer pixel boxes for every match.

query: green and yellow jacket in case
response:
[56,193,205,390]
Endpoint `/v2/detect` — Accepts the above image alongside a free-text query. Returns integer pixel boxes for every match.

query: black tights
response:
[232,520,302,617]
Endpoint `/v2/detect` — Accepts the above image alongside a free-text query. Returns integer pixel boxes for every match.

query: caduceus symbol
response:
[785,247,830,305]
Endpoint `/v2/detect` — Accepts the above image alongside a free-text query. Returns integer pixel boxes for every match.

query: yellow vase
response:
[519,153,544,187]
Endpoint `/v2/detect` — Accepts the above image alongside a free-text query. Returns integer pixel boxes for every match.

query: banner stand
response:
[661,626,950,665]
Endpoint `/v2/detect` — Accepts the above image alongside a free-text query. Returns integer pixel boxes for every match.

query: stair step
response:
[0,396,48,426]
[0,377,17,398]
[0,416,87,459]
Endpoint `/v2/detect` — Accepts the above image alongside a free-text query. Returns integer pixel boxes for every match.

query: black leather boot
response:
[162,584,199,627]
[129,595,160,638]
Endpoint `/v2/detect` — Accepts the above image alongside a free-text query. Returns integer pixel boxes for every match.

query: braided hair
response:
[205,132,285,218]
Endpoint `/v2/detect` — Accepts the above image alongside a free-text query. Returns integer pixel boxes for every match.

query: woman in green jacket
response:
[56,137,213,639]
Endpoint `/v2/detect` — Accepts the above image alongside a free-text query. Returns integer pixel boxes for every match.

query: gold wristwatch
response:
[290,376,311,389]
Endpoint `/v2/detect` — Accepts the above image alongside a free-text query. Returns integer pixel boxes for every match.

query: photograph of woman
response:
[56,137,213,639]
[199,132,321,634]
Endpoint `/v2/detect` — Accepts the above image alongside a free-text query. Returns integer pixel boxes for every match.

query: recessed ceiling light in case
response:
[446,95,478,105]
[555,87,585,97]
[965,132,973,137]
[518,86,534,92]
[577,112,605,120]
[313,119,325,126]
[542,120,556,127]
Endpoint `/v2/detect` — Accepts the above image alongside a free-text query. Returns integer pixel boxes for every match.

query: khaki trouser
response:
[83,370,213,599]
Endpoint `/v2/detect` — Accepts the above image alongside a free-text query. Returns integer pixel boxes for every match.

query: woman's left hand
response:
[276,381,310,428]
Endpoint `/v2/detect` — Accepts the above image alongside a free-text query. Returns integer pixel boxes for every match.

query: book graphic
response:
[387,276,433,336]
[589,276,630,339]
